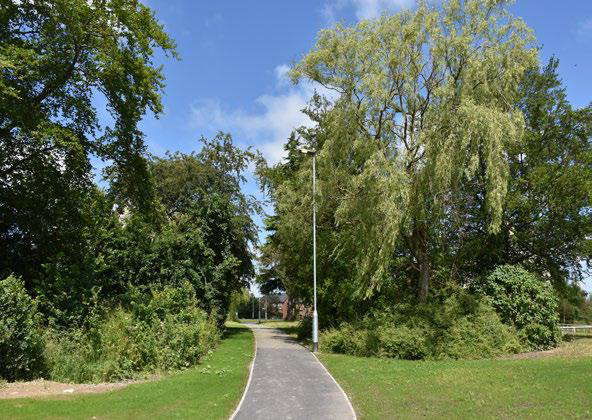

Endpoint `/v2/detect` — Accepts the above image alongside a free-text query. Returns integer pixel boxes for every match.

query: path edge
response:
[229,325,257,420]
[311,352,358,420]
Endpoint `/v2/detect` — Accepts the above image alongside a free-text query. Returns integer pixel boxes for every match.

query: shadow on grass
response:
[222,326,245,339]
[274,326,300,336]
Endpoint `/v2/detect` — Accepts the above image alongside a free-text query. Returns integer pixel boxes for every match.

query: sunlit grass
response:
[0,326,254,420]
[319,338,592,419]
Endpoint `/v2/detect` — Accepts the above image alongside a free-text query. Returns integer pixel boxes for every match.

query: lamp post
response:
[300,147,318,352]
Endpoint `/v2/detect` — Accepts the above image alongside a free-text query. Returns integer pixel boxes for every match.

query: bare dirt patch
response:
[0,378,143,399]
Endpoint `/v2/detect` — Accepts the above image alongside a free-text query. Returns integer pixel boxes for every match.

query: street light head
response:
[297,146,316,156]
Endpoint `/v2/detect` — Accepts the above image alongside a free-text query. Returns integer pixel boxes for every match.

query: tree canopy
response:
[287,0,537,301]
[451,58,592,288]
[258,1,590,326]
[1,0,176,288]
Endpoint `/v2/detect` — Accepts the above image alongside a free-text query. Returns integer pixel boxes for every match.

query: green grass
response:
[0,325,254,420]
[238,318,299,327]
[239,319,300,337]
[319,340,592,419]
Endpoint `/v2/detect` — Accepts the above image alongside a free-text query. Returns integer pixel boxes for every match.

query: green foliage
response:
[376,325,429,360]
[257,5,588,344]
[320,324,375,357]
[0,0,177,294]
[285,0,537,301]
[227,289,250,321]
[474,265,561,350]
[432,304,522,360]
[0,327,254,420]
[320,293,522,360]
[45,282,219,383]
[560,288,592,324]
[0,275,45,381]
[1,132,258,328]
[451,58,592,290]
[1,1,258,385]
[94,133,257,325]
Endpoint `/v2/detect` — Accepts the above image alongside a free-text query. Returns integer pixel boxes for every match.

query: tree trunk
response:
[409,224,430,302]
[417,251,430,302]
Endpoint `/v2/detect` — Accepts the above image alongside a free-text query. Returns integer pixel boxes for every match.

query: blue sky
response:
[100,0,592,291]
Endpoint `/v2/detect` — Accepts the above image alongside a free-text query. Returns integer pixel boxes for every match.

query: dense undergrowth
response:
[0,133,259,384]
[1,276,219,383]
[318,266,561,360]
[319,294,523,360]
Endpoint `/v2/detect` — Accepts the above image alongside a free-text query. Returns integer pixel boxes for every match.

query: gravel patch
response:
[0,378,144,399]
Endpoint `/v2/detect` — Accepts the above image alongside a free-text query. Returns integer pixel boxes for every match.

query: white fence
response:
[559,324,592,336]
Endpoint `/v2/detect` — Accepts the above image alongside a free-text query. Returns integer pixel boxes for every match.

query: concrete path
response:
[231,324,356,420]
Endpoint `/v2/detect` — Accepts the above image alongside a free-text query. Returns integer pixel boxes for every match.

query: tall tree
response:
[147,133,260,320]
[0,0,176,285]
[448,58,592,289]
[289,0,537,301]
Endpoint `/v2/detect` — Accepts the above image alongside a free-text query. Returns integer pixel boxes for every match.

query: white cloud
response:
[577,18,592,37]
[190,66,333,164]
[274,64,291,87]
[323,0,415,22]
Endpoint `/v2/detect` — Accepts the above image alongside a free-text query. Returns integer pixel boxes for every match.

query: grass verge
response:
[0,325,254,420]
[239,319,300,339]
[318,338,592,419]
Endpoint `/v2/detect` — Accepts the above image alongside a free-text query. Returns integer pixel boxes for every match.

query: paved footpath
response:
[232,324,356,420]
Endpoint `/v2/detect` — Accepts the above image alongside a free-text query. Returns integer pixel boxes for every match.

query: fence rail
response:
[559,325,592,335]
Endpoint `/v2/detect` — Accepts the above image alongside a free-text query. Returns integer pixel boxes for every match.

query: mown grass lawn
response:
[0,325,253,420]
[319,338,592,419]
[239,319,299,329]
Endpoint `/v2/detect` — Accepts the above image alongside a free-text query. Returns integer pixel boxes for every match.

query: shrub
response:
[377,325,429,359]
[297,316,313,341]
[474,265,561,350]
[432,303,522,359]
[318,292,523,360]
[0,275,45,381]
[45,281,220,383]
[320,324,374,357]
[44,328,97,383]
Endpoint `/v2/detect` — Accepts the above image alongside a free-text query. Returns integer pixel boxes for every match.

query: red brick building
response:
[278,293,310,320]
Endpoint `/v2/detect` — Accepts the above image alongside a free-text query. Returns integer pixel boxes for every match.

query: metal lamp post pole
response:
[312,152,318,353]
[299,145,319,352]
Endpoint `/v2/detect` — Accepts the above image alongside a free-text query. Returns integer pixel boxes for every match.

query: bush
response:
[45,281,220,383]
[377,325,429,360]
[474,265,561,350]
[320,324,374,357]
[0,275,45,381]
[432,303,522,359]
[44,328,97,383]
[318,293,523,360]
[297,316,313,341]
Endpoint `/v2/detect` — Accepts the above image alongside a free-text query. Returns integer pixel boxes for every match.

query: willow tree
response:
[290,0,537,301]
